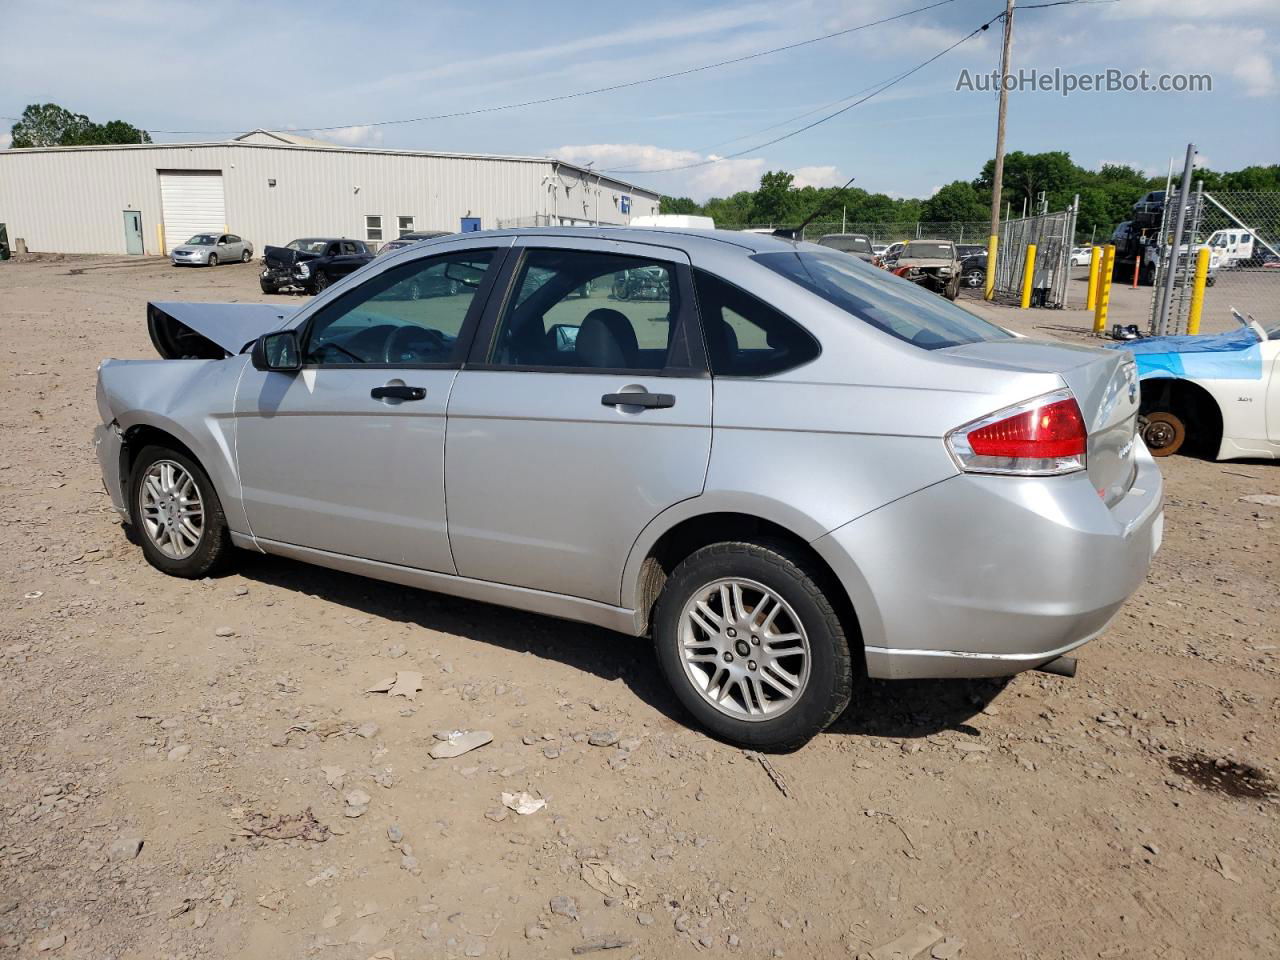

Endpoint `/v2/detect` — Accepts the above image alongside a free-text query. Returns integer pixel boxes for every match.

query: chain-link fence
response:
[1150,189,1280,333]
[987,202,1078,309]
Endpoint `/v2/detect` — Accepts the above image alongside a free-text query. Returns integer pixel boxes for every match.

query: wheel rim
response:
[964,270,983,287]
[315,273,328,290]
[139,460,204,560]
[208,255,217,266]
[678,577,811,722]
[242,250,250,262]
[1143,419,1177,450]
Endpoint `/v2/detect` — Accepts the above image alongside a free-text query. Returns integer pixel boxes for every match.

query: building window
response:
[366,216,383,241]
[398,216,414,238]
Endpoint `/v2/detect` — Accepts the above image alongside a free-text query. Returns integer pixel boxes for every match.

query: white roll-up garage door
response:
[159,171,226,252]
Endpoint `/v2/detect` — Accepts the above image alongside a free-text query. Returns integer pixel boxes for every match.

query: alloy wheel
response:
[139,460,205,560]
[678,578,811,721]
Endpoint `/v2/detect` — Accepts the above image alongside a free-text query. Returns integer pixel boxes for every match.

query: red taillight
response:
[947,390,1088,476]
[966,397,1086,459]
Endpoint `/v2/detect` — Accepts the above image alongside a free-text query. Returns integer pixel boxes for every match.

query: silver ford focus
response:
[95,228,1163,749]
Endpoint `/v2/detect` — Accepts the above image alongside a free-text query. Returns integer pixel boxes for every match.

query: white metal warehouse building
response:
[0,130,662,256]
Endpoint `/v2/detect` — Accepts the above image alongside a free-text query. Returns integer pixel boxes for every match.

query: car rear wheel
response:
[653,541,854,751]
[963,268,985,288]
[1139,411,1186,457]
[207,253,218,267]
[129,445,233,578]
[241,249,252,263]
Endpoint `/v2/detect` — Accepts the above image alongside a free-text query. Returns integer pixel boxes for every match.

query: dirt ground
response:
[1,254,1277,960]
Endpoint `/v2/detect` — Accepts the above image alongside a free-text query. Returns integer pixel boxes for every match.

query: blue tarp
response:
[1108,327,1263,381]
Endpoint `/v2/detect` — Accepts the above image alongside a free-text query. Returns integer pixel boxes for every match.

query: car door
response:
[226,234,243,259]
[332,241,366,278]
[234,241,507,570]
[445,236,712,605]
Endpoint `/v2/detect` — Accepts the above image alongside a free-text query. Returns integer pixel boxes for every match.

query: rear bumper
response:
[814,448,1163,679]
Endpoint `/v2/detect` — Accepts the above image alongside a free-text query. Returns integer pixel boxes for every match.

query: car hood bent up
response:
[148,301,297,359]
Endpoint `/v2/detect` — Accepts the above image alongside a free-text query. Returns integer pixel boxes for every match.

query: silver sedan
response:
[95,228,1163,749]
[171,233,253,267]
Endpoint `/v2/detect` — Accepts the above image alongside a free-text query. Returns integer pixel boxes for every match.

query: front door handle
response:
[601,392,675,409]
[371,385,426,401]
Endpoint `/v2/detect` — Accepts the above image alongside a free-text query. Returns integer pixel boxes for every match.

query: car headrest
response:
[576,309,638,368]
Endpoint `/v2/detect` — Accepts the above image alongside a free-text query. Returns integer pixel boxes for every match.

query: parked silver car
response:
[95,228,1163,749]
[171,233,253,267]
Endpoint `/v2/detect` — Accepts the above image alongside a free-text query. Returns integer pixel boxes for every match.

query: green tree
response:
[921,181,986,222]
[659,195,701,215]
[750,170,797,223]
[10,102,150,148]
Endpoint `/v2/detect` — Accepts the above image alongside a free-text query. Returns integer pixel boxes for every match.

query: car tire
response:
[963,268,985,289]
[944,278,960,300]
[260,279,278,294]
[129,444,233,578]
[241,249,252,263]
[653,540,854,751]
[1139,411,1186,457]
[208,254,218,267]
[313,272,330,293]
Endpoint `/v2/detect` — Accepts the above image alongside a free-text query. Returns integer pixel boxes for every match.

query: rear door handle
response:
[601,392,675,409]
[371,385,426,401]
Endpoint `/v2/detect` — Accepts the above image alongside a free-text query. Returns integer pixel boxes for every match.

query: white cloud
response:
[322,125,385,146]
[791,165,845,188]
[552,143,767,200]
[1149,24,1277,97]
[0,130,11,150]
[1106,0,1278,19]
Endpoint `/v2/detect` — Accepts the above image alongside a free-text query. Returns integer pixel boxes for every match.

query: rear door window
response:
[693,270,818,376]
[754,250,1013,350]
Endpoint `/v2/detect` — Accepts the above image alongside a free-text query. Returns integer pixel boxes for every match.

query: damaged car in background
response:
[886,240,962,300]
[260,238,374,295]
[95,228,1162,750]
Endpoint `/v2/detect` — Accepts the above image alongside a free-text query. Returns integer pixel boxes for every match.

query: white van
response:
[628,214,715,229]
[1206,229,1257,267]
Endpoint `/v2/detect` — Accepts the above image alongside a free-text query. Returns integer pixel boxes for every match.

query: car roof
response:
[441,226,803,257]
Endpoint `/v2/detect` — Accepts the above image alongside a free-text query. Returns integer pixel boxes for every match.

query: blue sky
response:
[1,0,1275,200]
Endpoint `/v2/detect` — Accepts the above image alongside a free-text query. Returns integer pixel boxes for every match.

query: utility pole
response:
[985,0,1015,301]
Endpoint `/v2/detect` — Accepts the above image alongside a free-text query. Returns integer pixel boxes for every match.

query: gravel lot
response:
[1,254,1277,960]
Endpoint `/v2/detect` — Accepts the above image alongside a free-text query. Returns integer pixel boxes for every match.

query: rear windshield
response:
[818,235,872,254]
[753,250,1014,350]
[903,241,954,259]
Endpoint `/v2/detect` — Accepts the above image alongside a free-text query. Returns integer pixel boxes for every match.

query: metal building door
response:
[123,211,144,255]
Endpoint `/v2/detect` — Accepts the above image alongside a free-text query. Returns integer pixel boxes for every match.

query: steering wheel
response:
[384,325,447,364]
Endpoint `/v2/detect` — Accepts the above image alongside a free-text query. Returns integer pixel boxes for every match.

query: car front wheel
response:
[207,253,218,267]
[653,541,854,751]
[129,445,233,578]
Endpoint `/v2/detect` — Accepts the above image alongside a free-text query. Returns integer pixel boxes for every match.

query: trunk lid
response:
[943,339,1140,506]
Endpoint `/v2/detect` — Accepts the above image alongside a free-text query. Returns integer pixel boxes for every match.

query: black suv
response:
[261,238,374,295]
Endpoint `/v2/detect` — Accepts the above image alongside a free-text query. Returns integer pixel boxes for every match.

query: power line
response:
[63,0,959,136]
[600,9,1006,175]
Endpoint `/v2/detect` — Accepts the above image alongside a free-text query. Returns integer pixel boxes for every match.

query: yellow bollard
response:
[1093,244,1116,333]
[984,234,998,301]
[1085,245,1102,311]
[1019,243,1038,309]
[1187,246,1211,335]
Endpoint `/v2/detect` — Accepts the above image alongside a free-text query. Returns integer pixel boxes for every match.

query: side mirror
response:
[252,330,302,372]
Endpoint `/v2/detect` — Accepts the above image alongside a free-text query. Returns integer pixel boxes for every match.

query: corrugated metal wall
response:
[0,142,662,255]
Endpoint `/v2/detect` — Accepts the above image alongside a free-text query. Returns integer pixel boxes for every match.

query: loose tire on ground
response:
[1140,411,1186,457]
[129,444,233,578]
[652,540,854,751]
